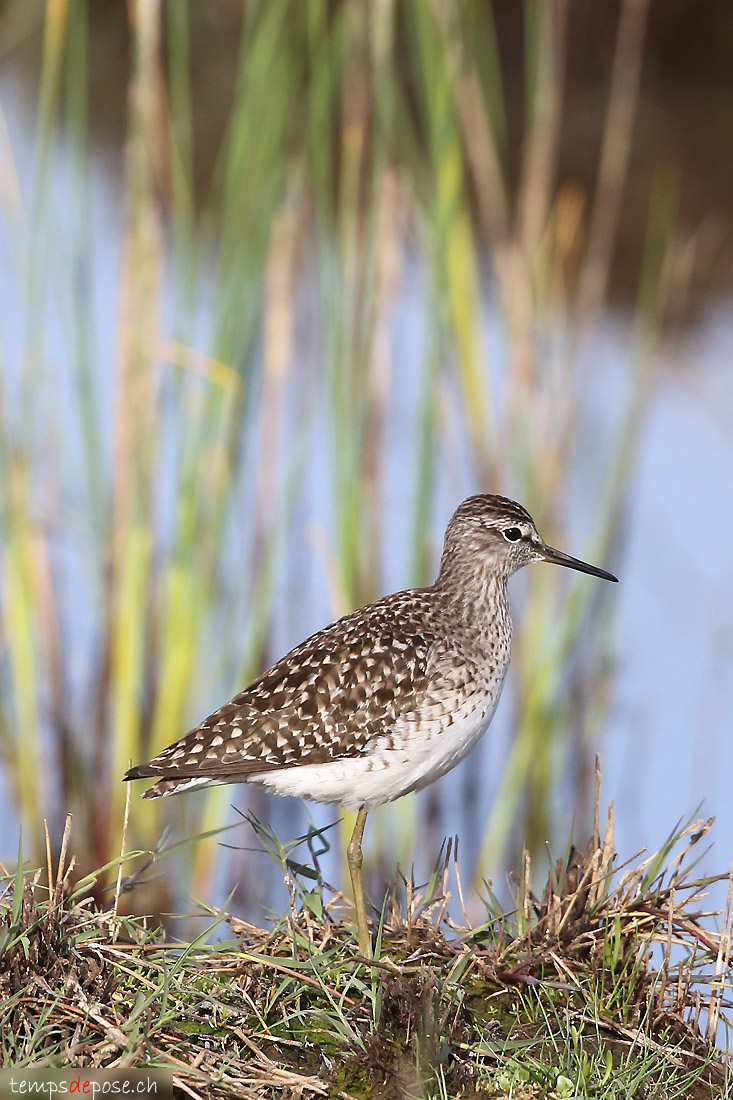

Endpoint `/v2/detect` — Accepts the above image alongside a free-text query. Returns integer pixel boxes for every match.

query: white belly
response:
[252,693,499,812]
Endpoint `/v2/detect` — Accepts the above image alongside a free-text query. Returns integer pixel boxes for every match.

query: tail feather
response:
[139,775,223,799]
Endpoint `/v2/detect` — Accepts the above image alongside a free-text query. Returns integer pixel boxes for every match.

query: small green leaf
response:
[555,1074,575,1098]
[301,889,323,918]
[600,1048,613,1086]
[286,860,319,880]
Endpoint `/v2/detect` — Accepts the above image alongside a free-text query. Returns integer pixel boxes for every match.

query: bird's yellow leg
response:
[347,806,371,958]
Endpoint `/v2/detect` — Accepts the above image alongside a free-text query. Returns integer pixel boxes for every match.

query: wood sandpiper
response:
[125,494,617,956]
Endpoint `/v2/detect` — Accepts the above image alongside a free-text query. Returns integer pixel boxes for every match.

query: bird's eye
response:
[503,527,522,542]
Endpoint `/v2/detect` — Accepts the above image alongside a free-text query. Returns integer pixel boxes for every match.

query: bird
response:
[124,494,617,957]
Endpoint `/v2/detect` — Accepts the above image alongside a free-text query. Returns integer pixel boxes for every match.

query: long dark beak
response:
[538,543,618,583]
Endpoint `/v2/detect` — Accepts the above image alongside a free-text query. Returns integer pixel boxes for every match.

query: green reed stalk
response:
[0,0,668,915]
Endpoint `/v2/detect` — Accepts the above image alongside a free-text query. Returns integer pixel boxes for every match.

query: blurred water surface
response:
[0,42,731,923]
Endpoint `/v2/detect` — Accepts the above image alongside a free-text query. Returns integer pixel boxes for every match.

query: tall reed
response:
[0,0,677,910]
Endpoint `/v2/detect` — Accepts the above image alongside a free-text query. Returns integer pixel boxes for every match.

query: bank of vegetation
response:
[2,806,731,1098]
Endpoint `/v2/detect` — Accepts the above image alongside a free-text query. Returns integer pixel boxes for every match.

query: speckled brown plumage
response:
[124,494,616,809]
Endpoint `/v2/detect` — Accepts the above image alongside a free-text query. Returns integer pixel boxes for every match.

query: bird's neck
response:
[434,554,511,633]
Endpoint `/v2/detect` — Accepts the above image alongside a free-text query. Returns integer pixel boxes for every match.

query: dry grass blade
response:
[1,814,730,1097]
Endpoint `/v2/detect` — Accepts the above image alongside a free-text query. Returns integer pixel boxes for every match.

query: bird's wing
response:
[124,589,445,791]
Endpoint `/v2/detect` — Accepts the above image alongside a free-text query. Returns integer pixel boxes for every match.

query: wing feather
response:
[124,589,444,796]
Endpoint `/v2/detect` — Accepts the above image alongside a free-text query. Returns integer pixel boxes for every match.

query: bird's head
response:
[438,494,618,584]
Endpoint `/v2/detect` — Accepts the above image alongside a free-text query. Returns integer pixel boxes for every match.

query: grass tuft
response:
[1,804,731,1098]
